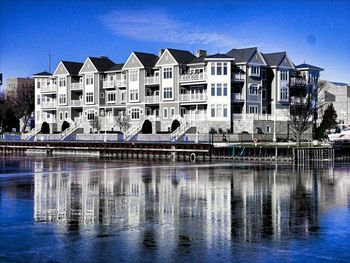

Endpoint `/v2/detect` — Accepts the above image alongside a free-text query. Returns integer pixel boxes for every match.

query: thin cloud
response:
[100,9,240,51]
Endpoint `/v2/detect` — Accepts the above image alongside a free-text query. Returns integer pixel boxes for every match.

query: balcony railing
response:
[232,93,244,101]
[183,112,207,121]
[233,113,289,122]
[41,85,57,93]
[145,95,160,103]
[71,82,83,90]
[179,93,208,101]
[103,79,127,88]
[145,114,160,121]
[71,100,83,107]
[145,76,160,85]
[233,73,245,81]
[179,73,207,82]
[41,101,57,108]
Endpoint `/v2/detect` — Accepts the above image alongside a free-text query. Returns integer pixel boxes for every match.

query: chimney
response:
[158,49,165,57]
[100,56,108,59]
[196,50,207,58]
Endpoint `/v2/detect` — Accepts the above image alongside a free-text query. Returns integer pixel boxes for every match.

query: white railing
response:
[124,123,143,141]
[41,101,57,108]
[145,114,160,121]
[59,117,83,141]
[179,73,207,82]
[22,125,42,140]
[233,73,245,81]
[183,112,207,121]
[41,85,57,93]
[145,76,160,85]
[170,121,192,141]
[71,82,83,90]
[232,93,244,100]
[103,79,127,88]
[71,100,83,107]
[179,93,208,101]
[116,79,127,87]
[233,113,290,121]
[145,95,160,103]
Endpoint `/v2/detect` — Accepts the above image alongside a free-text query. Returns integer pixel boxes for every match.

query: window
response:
[261,69,266,80]
[163,108,168,119]
[86,92,94,103]
[59,112,63,121]
[223,104,228,117]
[223,83,228,96]
[129,70,138,82]
[58,94,66,104]
[87,109,95,120]
[262,107,267,114]
[281,70,288,81]
[58,77,66,87]
[121,91,126,102]
[65,111,68,119]
[86,74,93,85]
[217,83,222,96]
[163,87,173,99]
[249,106,258,114]
[131,108,140,120]
[217,104,222,117]
[37,95,41,105]
[223,63,228,75]
[211,63,215,75]
[170,108,175,117]
[130,89,139,101]
[249,85,258,95]
[280,88,288,101]
[211,84,215,96]
[163,67,172,79]
[250,66,260,76]
[266,125,271,133]
[262,89,266,99]
[217,63,222,75]
[211,104,215,117]
[100,92,104,98]
[107,91,116,103]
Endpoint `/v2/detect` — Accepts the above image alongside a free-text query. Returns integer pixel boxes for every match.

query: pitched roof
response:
[262,52,286,67]
[106,63,124,72]
[205,53,234,59]
[89,57,116,71]
[226,47,257,63]
[61,61,83,75]
[188,55,206,64]
[167,48,195,64]
[330,81,348,87]
[33,71,52,76]
[133,52,158,68]
[295,63,324,71]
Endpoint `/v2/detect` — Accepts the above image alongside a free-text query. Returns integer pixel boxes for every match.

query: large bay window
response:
[250,66,260,76]
[210,104,229,118]
[163,67,172,79]
[281,70,288,81]
[280,87,289,101]
[58,77,66,87]
[130,108,140,120]
[129,70,138,82]
[106,91,116,103]
[163,87,173,99]
[58,94,66,105]
[86,74,93,85]
[86,92,94,104]
[210,62,228,75]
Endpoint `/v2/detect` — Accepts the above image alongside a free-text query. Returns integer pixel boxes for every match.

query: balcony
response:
[41,101,57,109]
[183,111,207,121]
[71,100,83,107]
[179,73,207,83]
[145,95,160,103]
[41,85,57,93]
[145,114,160,121]
[232,93,244,101]
[145,76,160,85]
[71,82,83,90]
[179,93,208,102]
[232,73,245,81]
[103,79,127,88]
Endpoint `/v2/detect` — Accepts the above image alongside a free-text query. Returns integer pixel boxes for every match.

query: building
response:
[319,81,350,124]
[32,47,322,140]
[5,77,34,99]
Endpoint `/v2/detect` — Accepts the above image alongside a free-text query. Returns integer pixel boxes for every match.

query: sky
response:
[0,0,349,87]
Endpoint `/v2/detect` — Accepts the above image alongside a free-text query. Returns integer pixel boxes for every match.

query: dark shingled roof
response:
[167,48,195,64]
[205,53,234,59]
[330,81,348,87]
[33,71,52,76]
[226,47,257,63]
[106,63,124,72]
[133,52,158,68]
[61,61,83,75]
[262,52,286,67]
[189,56,206,64]
[89,57,116,72]
[295,63,324,71]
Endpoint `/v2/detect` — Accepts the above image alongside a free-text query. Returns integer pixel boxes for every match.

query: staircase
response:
[22,125,41,140]
[124,123,143,141]
[59,118,82,141]
[170,116,193,141]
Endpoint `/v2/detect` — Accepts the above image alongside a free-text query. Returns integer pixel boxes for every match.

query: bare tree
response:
[92,115,101,133]
[115,115,130,133]
[7,84,34,133]
[289,77,326,146]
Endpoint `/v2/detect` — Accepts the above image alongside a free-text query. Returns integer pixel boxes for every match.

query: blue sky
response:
[0,0,349,85]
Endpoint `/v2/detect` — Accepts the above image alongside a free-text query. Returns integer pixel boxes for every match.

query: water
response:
[1,156,350,262]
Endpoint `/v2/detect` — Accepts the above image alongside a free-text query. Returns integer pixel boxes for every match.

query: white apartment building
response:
[32,47,322,140]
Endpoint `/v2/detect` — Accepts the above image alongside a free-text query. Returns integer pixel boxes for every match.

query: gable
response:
[279,55,294,68]
[249,51,266,65]
[155,49,177,66]
[79,58,98,74]
[123,53,143,69]
[53,62,68,75]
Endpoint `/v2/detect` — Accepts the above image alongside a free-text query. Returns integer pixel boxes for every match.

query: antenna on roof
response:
[48,52,51,73]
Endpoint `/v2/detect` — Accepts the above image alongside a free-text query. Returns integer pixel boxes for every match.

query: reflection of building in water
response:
[34,162,350,245]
